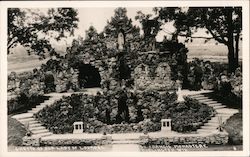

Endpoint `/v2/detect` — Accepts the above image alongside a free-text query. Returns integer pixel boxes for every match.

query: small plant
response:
[217,116,224,132]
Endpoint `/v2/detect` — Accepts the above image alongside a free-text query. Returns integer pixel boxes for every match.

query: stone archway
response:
[44,71,56,93]
[78,64,101,88]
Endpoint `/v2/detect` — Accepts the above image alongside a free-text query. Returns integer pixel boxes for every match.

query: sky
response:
[12,7,233,54]
[51,7,214,51]
[63,8,175,47]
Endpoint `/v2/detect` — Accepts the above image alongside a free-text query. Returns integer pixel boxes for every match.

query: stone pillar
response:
[73,121,84,134]
[161,119,172,131]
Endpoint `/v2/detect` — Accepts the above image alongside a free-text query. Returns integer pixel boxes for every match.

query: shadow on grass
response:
[8,115,27,146]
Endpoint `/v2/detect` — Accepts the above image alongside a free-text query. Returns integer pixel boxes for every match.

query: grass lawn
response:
[8,115,27,146]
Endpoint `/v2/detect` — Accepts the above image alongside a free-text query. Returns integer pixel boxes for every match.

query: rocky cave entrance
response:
[78,64,101,88]
[44,71,56,93]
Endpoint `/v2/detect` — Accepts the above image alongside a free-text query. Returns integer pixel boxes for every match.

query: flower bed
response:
[35,90,214,134]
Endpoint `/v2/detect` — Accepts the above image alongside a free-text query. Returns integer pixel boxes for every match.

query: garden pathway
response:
[188,93,239,134]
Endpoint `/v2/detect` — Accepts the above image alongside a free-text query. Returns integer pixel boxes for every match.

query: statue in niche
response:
[117,30,125,51]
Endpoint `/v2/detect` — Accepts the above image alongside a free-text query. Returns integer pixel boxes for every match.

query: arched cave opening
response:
[78,64,101,88]
[44,71,56,93]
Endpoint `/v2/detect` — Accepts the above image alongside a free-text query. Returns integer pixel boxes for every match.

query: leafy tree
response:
[155,7,242,73]
[135,11,161,40]
[103,8,140,42]
[135,11,162,51]
[85,25,98,41]
[8,8,79,58]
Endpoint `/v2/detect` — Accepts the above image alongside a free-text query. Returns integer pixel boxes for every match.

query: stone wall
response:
[133,51,176,91]
[23,135,112,147]
[22,136,41,147]
[40,136,112,146]
[139,132,229,145]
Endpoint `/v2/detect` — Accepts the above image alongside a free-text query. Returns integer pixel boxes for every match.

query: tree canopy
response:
[104,8,140,40]
[154,7,242,73]
[8,8,79,58]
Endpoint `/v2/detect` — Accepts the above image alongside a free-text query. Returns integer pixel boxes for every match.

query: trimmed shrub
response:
[168,97,214,132]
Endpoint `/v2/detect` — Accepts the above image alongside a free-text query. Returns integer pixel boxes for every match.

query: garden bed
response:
[35,91,214,134]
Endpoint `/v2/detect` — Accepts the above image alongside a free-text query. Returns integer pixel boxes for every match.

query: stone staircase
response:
[11,90,100,139]
[189,93,239,134]
[12,93,65,137]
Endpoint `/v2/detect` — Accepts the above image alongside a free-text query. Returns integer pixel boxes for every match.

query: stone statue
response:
[118,31,125,51]
[176,80,184,102]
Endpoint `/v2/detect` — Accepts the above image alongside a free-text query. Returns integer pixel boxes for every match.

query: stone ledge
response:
[40,135,112,146]
[139,132,228,145]
[22,136,41,147]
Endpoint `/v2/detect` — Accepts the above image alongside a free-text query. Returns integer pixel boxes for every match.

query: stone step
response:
[201,125,218,129]
[213,105,226,109]
[216,113,233,117]
[12,113,33,120]
[192,96,208,100]
[40,102,53,106]
[189,95,205,98]
[197,129,213,133]
[36,104,49,109]
[32,132,53,138]
[216,109,239,114]
[28,120,40,124]
[207,103,223,107]
[204,122,219,127]
[198,99,214,102]
[34,105,47,109]
[204,101,219,104]
[32,129,49,134]
[29,123,43,127]
[19,118,35,123]
[208,117,229,123]
[208,117,219,122]
[28,110,40,114]
[30,107,41,111]
[31,107,43,112]
[40,100,51,103]
[29,126,46,131]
